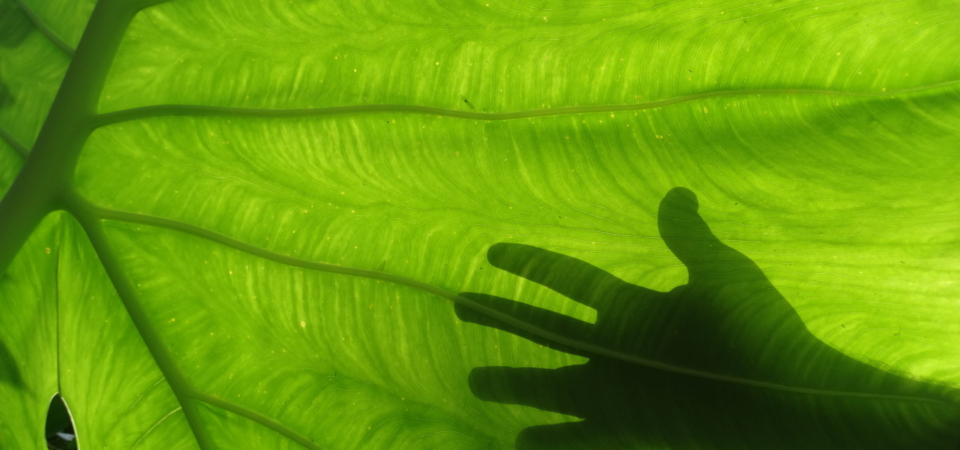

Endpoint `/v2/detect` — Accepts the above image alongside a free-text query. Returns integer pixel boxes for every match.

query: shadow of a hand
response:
[456,188,960,449]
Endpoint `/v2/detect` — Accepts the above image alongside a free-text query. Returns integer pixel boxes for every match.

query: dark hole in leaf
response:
[45,394,77,450]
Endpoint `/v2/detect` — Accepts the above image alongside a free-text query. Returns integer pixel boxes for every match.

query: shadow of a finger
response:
[657,187,758,284]
[513,359,960,450]
[469,365,587,417]
[456,293,593,357]
[516,421,595,450]
[487,243,659,313]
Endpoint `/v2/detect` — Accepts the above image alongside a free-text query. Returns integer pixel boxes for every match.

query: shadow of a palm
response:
[456,188,960,449]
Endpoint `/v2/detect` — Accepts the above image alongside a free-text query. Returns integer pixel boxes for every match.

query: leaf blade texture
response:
[2,0,960,449]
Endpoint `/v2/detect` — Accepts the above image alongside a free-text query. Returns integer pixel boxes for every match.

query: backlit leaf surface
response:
[1,0,960,449]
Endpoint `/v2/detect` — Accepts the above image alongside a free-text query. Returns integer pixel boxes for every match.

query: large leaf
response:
[2,0,960,448]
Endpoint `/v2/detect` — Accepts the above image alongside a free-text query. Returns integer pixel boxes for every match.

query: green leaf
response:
[2,0,960,449]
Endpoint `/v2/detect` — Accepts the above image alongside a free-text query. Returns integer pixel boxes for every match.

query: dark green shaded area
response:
[457,188,960,449]
[0,0,31,112]
[0,0,32,49]
[0,337,24,387]
[0,80,12,111]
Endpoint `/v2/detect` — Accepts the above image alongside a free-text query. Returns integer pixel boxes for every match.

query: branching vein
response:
[0,126,29,159]
[194,392,326,450]
[14,0,75,56]
[129,406,182,450]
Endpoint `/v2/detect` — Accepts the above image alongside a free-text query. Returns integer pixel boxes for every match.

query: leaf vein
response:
[13,0,75,56]
[95,80,960,127]
[0,126,29,159]
[75,196,959,407]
